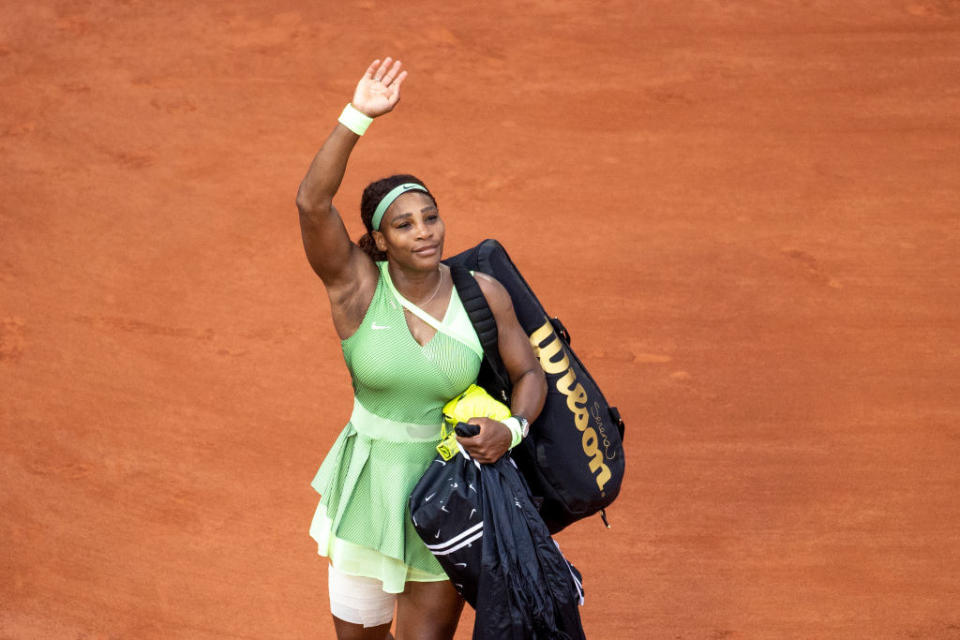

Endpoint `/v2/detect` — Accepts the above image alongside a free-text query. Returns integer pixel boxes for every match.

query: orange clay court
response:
[2,1,959,638]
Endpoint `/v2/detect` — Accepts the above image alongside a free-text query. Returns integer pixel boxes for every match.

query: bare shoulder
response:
[472,271,512,313]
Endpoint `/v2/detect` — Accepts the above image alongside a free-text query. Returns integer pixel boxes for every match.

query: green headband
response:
[372,183,430,231]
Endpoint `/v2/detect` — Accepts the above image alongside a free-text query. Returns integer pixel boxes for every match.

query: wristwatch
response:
[512,414,530,439]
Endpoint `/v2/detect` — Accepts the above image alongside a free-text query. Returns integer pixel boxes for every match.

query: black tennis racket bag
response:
[444,239,626,533]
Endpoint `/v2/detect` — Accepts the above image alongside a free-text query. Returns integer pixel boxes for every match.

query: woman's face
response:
[374,191,445,270]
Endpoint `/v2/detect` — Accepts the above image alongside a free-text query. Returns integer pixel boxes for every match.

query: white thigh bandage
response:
[328,564,397,628]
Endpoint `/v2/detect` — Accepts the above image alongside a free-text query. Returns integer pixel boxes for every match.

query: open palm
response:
[352,57,407,118]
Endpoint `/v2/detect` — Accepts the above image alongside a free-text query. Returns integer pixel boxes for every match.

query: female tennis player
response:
[297,57,546,640]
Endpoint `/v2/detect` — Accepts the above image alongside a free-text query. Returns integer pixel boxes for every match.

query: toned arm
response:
[475,273,547,423]
[295,125,368,289]
[295,58,407,337]
[458,273,547,463]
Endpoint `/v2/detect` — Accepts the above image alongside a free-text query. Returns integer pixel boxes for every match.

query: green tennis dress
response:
[309,261,483,593]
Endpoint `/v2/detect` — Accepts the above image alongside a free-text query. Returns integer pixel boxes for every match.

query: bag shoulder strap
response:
[449,266,512,403]
[449,267,497,352]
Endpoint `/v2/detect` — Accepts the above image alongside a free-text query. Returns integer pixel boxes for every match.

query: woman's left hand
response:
[352,57,407,118]
[457,417,512,464]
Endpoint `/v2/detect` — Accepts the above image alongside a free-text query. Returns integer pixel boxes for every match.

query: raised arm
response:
[295,58,407,289]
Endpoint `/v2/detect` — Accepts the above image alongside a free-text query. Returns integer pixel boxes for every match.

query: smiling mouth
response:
[414,245,440,254]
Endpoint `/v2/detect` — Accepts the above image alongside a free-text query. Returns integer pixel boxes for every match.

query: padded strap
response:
[450,267,498,353]
[450,267,512,403]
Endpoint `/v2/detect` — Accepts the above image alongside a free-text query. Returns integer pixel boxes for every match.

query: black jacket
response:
[410,452,586,639]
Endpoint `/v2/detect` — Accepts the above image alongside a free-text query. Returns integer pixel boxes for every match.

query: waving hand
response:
[352,57,407,118]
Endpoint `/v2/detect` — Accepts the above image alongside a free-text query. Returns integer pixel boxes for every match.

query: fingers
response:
[457,418,510,464]
[458,440,498,464]
[382,59,403,85]
[368,57,404,85]
[373,56,392,82]
[384,70,406,104]
[363,59,381,79]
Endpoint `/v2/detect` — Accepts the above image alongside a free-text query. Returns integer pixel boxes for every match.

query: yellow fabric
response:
[435,384,512,459]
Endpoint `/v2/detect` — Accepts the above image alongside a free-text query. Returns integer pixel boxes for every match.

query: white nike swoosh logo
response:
[371,323,391,330]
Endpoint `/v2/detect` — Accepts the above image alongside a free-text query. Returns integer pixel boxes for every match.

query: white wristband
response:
[502,417,523,449]
[338,103,373,136]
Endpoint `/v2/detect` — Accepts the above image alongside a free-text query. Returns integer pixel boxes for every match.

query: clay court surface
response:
[3,1,960,638]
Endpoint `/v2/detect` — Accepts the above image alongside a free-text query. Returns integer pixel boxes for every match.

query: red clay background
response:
[2,1,959,638]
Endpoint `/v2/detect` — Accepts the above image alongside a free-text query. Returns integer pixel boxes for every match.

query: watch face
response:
[515,415,530,438]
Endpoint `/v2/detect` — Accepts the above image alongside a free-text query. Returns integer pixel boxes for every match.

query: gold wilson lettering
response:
[530,320,612,490]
